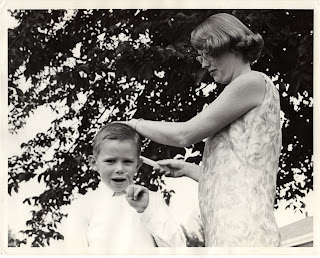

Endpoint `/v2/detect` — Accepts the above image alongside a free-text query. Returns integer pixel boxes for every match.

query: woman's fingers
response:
[154,165,172,176]
[164,170,173,177]
[157,159,175,166]
[157,159,184,177]
[157,159,182,168]
[112,121,128,125]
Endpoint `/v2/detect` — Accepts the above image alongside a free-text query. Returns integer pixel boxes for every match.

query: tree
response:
[181,212,205,247]
[8,9,313,246]
[8,228,27,247]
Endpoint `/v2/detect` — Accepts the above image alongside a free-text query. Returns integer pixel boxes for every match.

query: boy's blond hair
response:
[92,123,141,158]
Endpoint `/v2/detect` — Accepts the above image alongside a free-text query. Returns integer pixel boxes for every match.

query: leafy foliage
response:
[8,228,27,247]
[8,9,313,246]
[181,214,205,247]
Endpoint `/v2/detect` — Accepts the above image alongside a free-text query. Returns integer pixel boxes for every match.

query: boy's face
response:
[89,139,142,193]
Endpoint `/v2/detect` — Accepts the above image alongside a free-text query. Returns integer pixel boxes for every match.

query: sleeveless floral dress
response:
[198,72,282,247]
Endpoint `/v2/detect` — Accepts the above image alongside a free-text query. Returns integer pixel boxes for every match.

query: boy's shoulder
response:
[70,187,102,209]
[148,189,161,198]
[146,190,167,209]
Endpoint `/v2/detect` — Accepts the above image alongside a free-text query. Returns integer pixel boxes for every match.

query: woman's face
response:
[196,50,239,84]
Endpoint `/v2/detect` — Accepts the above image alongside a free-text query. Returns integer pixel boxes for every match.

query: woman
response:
[123,13,281,247]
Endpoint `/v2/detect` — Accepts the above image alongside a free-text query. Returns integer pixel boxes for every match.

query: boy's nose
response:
[114,162,124,173]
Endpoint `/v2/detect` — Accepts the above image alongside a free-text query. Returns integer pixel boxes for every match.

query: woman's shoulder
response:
[237,71,265,87]
[226,71,266,107]
[227,71,265,93]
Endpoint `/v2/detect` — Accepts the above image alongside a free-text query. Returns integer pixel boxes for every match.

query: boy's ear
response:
[88,155,97,170]
[137,157,143,170]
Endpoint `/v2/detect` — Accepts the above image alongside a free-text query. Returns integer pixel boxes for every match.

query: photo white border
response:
[1,0,319,256]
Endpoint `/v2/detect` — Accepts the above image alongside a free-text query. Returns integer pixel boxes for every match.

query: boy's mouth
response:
[112,178,126,183]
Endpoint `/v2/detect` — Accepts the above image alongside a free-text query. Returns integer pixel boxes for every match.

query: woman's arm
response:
[128,71,265,147]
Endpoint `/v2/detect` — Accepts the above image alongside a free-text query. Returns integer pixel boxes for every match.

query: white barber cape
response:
[63,183,186,251]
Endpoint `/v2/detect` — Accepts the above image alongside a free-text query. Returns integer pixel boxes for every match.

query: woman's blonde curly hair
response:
[191,13,264,64]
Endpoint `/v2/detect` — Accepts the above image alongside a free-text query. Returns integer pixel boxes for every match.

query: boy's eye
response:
[124,160,134,164]
[104,159,115,163]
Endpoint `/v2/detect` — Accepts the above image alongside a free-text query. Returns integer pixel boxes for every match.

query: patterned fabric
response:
[199,72,282,247]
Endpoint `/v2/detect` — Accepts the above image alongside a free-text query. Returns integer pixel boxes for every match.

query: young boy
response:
[63,123,186,251]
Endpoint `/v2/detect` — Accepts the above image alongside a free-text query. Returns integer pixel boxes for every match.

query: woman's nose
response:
[202,59,211,69]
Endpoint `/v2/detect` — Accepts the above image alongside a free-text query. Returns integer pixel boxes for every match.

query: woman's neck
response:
[230,59,252,83]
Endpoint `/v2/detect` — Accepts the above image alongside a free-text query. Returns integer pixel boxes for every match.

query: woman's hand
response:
[155,159,201,182]
[113,119,140,130]
[155,159,187,177]
[112,120,131,126]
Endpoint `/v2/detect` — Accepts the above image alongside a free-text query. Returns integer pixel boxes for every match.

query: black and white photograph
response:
[1,0,318,256]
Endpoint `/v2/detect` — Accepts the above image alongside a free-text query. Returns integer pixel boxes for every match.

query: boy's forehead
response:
[100,138,136,145]
[99,138,139,153]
